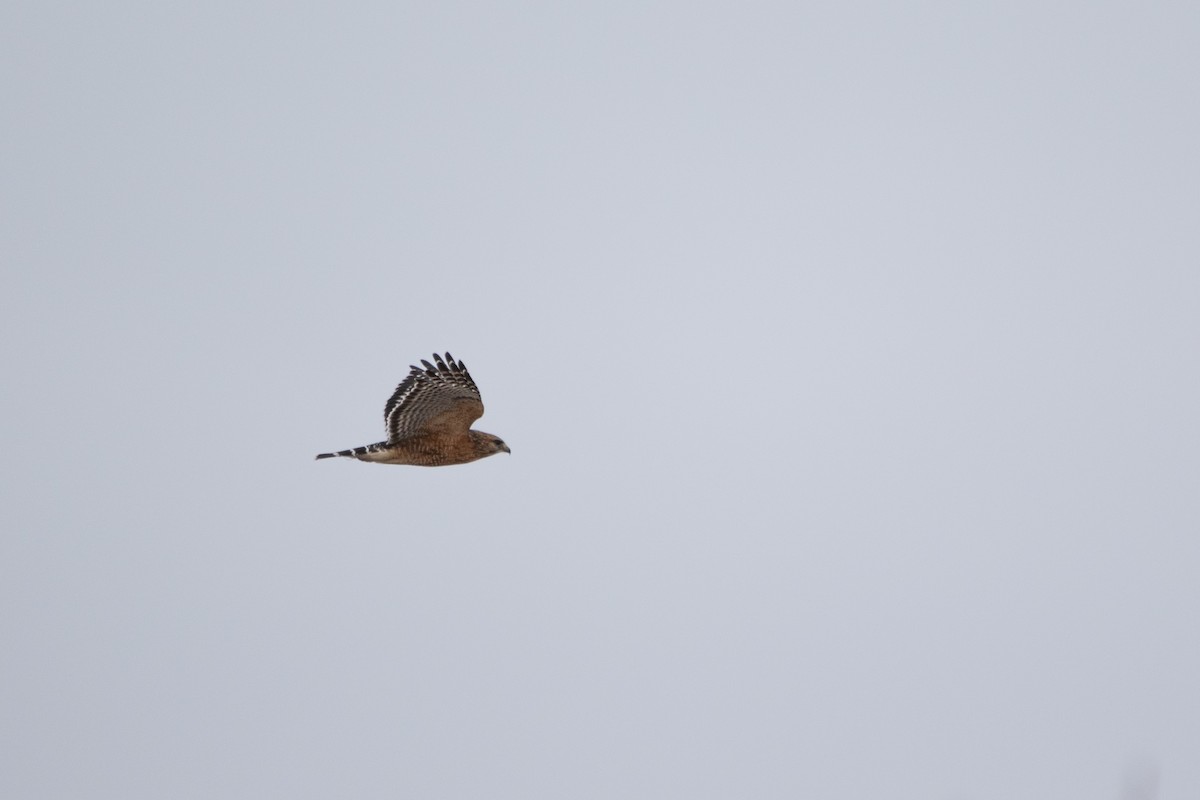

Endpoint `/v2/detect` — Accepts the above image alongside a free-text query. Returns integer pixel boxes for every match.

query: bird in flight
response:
[316,352,509,466]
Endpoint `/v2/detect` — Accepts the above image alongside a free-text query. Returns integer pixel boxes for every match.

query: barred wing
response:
[384,352,484,442]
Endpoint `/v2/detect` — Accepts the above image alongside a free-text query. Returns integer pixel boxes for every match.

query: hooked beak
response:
[500,442,511,454]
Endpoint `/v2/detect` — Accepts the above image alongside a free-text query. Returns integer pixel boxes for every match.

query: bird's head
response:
[472,431,511,457]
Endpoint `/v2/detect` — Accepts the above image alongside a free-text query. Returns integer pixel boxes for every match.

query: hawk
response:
[316,352,510,466]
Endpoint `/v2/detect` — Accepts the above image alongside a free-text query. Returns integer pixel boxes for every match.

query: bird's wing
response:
[384,352,484,441]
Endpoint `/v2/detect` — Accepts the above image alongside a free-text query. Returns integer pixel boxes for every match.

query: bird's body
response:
[316,353,509,467]
[316,431,507,466]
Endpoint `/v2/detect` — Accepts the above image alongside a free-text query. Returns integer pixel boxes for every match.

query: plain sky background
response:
[3,1,1198,798]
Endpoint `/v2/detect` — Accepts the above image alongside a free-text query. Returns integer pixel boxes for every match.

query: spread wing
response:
[384,352,484,442]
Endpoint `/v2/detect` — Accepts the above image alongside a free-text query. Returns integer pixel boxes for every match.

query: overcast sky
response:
[3,2,1198,799]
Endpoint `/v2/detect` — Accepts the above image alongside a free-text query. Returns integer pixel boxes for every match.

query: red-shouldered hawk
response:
[316,352,509,467]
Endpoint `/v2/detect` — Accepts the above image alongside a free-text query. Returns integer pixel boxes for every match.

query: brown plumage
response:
[316,352,509,466]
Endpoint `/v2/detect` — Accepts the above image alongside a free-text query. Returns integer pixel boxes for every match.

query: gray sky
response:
[3,1,1198,798]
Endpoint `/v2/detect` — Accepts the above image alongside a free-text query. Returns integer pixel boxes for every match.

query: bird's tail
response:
[315,450,350,460]
[314,442,389,461]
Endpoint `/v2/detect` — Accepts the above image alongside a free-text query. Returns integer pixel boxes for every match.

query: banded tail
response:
[315,441,392,461]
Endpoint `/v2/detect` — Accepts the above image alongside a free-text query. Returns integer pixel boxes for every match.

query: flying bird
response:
[316,352,509,466]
